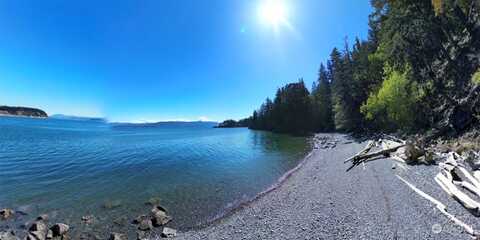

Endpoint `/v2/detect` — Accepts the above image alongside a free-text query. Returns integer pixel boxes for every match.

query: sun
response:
[258,0,289,29]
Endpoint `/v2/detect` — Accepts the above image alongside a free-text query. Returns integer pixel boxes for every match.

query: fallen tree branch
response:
[346,144,406,172]
[344,140,375,163]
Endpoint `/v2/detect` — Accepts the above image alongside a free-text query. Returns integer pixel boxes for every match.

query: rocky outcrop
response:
[0,106,47,118]
[0,209,14,220]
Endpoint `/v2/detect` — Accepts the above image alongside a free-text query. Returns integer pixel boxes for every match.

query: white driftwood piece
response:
[435,171,480,214]
[397,175,480,237]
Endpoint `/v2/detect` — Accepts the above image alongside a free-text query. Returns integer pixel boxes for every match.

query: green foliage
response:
[432,0,444,15]
[311,64,334,132]
[245,0,479,135]
[361,65,422,130]
[472,69,480,85]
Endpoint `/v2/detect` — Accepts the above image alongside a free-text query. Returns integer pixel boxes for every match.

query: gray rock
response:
[133,215,153,231]
[50,223,69,237]
[108,233,126,240]
[0,230,18,240]
[29,221,48,233]
[37,214,48,221]
[132,215,148,224]
[27,231,46,240]
[151,205,168,215]
[464,150,480,170]
[0,209,14,220]
[136,231,149,240]
[137,218,153,231]
[152,211,172,227]
[81,215,94,224]
[161,228,176,238]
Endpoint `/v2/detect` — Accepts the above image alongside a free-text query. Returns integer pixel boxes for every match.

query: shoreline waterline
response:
[183,138,316,232]
[0,117,311,239]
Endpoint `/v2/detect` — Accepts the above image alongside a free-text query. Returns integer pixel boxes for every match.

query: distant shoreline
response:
[0,113,48,119]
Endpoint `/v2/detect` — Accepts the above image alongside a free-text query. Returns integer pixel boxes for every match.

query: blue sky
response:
[0,0,371,122]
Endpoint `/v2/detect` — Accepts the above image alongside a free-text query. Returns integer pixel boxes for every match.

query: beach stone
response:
[136,231,149,240]
[51,223,69,237]
[0,230,18,240]
[161,227,176,238]
[151,205,168,215]
[132,215,149,224]
[152,210,172,227]
[29,221,48,233]
[81,215,94,224]
[27,231,46,240]
[108,233,126,240]
[37,214,49,221]
[137,218,153,231]
[0,209,14,220]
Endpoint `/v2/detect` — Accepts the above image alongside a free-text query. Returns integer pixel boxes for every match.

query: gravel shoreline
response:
[178,133,476,240]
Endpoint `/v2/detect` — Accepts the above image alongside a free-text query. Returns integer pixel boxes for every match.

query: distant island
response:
[112,121,218,128]
[50,114,106,122]
[0,106,48,118]
[215,119,250,128]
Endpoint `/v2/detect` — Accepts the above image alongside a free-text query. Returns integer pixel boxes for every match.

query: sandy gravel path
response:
[178,134,476,240]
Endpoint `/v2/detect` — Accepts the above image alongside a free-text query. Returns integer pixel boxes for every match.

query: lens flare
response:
[258,0,289,29]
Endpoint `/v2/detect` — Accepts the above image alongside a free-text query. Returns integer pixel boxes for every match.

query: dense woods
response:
[244,0,480,136]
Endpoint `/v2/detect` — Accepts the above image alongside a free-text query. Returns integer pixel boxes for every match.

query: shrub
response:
[472,69,480,85]
[361,65,422,131]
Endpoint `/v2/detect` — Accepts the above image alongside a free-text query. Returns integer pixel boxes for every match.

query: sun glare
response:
[258,0,289,29]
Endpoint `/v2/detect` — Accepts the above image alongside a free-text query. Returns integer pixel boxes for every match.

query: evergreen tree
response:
[311,64,334,132]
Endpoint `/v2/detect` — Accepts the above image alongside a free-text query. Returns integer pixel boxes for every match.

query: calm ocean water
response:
[0,117,309,236]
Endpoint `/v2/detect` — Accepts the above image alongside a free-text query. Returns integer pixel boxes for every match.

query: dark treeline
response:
[244,0,480,136]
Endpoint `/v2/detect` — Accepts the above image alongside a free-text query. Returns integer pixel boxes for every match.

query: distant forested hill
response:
[0,106,48,118]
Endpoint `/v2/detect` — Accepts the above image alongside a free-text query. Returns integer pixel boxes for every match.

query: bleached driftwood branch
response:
[397,175,480,238]
[344,135,480,238]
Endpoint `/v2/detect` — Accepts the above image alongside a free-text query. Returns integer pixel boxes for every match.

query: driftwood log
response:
[398,176,480,238]
[344,137,426,172]
[345,136,480,238]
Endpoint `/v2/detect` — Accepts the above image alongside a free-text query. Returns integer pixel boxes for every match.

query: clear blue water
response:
[0,117,309,236]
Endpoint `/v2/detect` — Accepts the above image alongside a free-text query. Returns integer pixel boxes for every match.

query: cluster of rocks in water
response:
[0,211,69,240]
[0,204,177,240]
[130,205,176,240]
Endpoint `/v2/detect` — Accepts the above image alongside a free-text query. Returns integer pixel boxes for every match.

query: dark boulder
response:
[50,223,69,237]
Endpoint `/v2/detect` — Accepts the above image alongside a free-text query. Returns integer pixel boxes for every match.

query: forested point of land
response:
[224,0,480,137]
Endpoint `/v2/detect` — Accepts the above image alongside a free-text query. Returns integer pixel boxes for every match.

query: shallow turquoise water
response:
[0,117,309,235]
